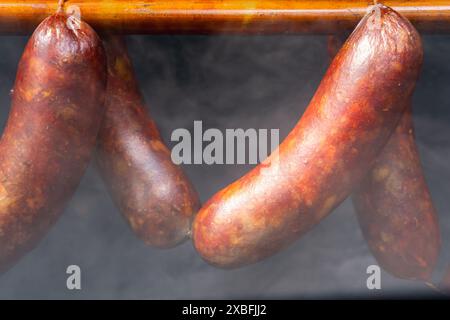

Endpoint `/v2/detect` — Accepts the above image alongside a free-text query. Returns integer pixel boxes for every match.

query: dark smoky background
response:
[0,33,449,299]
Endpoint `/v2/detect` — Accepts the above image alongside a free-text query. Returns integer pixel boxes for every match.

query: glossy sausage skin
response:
[353,110,440,280]
[328,34,441,281]
[95,36,200,248]
[192,4,423,268]
[0,13,106,273]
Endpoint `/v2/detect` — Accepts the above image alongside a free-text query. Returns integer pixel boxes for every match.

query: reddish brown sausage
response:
[192,4,423,268]
[328,34,441,281]
[0,12,106,273]
[352,110,440,281]
[95,36,200,248]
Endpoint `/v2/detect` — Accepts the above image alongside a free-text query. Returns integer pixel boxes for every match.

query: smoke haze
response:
[0,34,449,299]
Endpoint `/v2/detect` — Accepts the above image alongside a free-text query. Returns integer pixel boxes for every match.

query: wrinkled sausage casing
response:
[95,36,200,248]
[192,5,424,268]
[0,14,106,273]
[352,109,440,281]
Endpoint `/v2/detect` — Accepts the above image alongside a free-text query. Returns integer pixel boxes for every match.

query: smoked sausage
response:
[328,34,440,281]
[0,11,106,273]
[192,4,423,268]
[352,109,440,281]
[95,36,200,248]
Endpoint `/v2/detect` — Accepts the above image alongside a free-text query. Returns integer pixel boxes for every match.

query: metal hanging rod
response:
[0,1,449,35]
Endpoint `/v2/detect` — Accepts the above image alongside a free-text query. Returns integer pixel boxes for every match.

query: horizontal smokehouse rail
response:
[0,1,450,35]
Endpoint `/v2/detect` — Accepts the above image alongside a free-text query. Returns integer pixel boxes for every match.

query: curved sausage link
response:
[328,34,441,281]
[192,4,423,268]
[95,36,200,248]
[0,13,107,273]
[352,110,441,280]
